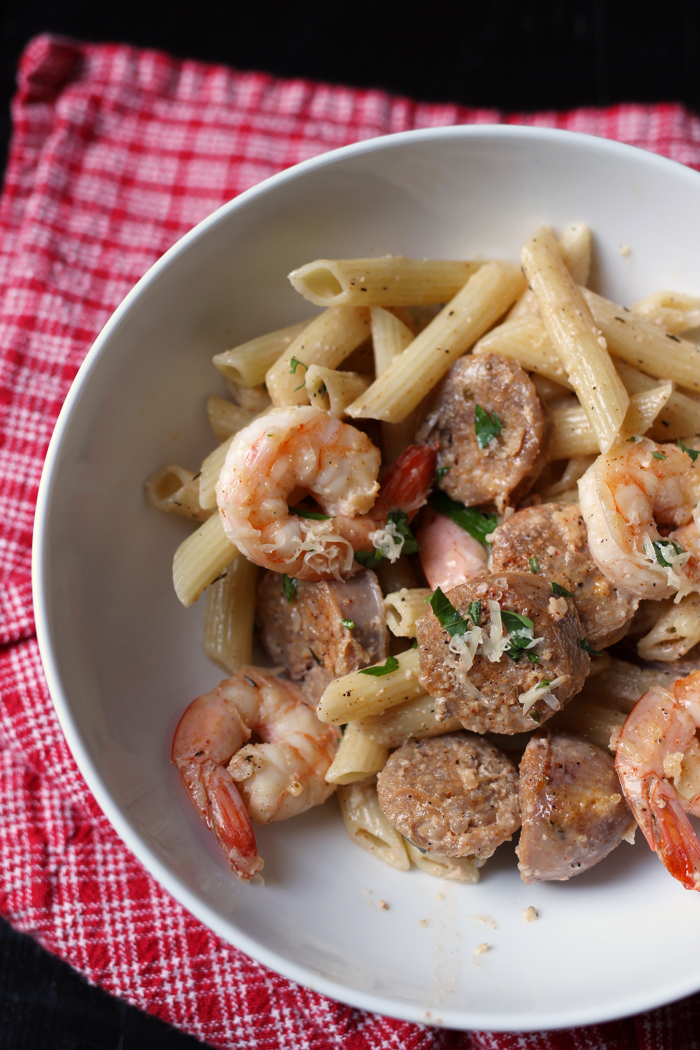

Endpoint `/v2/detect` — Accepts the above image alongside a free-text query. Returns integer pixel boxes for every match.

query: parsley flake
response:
[652,451,667,461]
[468,600,481,627]
[474,404,503,449]
[290,506,332,520]
[359,655,399,677]
[579,637,602,656]
[678,439,699,462]
[289,356,307,375]
[529,556,541,574]
[428,489,498,547]
[435,465,452,483]
[354,549,385,570]
[429,587,470,637]
[501,610,538,662]
[341,619,355,630]
[652,539,684,568]
[551,581,573,598]
[283,575,298,602]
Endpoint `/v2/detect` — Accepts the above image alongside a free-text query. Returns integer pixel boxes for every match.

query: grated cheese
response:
[369,520,404,563]
[517,675,569,717]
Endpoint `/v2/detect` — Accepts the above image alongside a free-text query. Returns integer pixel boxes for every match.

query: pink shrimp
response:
[216,405,436,580]
[416,508,488,591]
[615,670,700,890]
[172,668,339,880]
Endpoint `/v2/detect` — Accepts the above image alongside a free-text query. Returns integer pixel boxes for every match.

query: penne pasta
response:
[508,222,592,321]
[203,556,258,672]
[324,724,389,785]
[317,647,423,725]
[637,593,700,662]
[144,464,210,521]
[206,396,254,442]
[213,320,309,387]
[521,226,629,454]
[225,380,271,414]
[370,306,418,463]
[266,306,370,407]
[354,692,462,749]
[173,513,239,607]
[345,261,526,423]
[582,288,700,393]
[336,779,410,870]
[472,317,573,389]
[288,257,482,308]
[304,364,370,418]
[384,588,432,637]
[403,840,484,883]
[631,291,700,334]
[549,386,673,459]
[199,436,234,511]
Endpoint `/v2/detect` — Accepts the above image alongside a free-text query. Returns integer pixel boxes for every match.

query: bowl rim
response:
[32,122,700,1031]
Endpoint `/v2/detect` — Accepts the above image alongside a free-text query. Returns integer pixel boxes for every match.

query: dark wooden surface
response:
[1,1,699,1046]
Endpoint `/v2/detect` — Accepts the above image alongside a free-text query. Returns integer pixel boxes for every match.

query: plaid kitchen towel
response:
[1,32,700,1050]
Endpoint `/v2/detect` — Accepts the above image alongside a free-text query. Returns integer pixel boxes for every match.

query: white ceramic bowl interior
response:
[34,126,700,1031]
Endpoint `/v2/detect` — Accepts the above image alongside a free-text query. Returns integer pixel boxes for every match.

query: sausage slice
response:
[376,732,520,858]
[516,730,635,882]
[416,572,589,734]
[256,570,388,699]
[417,353,550,508]
[490,503,638,648]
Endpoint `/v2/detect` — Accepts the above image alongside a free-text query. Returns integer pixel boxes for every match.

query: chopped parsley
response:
[359,655,399,676]
[435,465,452,483]
[283,574,298,602]
[428,489,498,547]
[474,404,503,449]
[551,581,573,598]
[289,356,307,375]
[653,539,684,568]
[308,647,323,666]
[539,679,551,688]
[354,549,385,570]
[411,638,419,649]
[429,587,470,637]
[651,451,667,461]
[501,610,538,662]
[678,438,699,462]
[341,619,355,630]
[290,506,332,520]
[468,600,481,627]
[579,637,602,656]
[530,711,541,725]
[529,556,541,574]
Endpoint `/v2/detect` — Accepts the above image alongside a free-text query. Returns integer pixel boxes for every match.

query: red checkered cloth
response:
[2,32,700,1050]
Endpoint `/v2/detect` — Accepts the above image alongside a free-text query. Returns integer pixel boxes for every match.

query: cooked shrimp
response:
[616,671,700,890]
[578,436,700,600]
[416,508,488,592]
[216,405,435,580]
[172,668,339,879]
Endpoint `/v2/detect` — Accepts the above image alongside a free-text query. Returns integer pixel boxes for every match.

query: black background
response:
[1,1,699,1047]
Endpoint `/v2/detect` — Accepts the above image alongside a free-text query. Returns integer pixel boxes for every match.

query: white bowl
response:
[33,125,700,1032]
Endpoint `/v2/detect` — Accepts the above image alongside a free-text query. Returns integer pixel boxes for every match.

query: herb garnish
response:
[289,356,307,375]
[428,489,498,547]
[429,587,470,637]
[435,465,452,483]
[501,610,538,662]
[290,506,332,520]
[579,637,602,656]
[474,405,503,449]
[359,655,400,677]
[678,438,700,462]
[529,556,541,574]
[283,574,298,602]
[354,549,385,570]
[341,619,355,630]
[468,600,481,627]
[652,539,684,568]
[551,581,573,598]
[652,451,667,461]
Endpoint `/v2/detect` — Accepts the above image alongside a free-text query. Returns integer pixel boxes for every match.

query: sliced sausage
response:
[256,570,388,700]
[417,352,550,509]
[516,730,635,882]
[416,572,589,734]
[490,502,639,648]
[376,732,520,858]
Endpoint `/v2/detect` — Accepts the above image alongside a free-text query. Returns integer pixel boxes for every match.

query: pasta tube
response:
[508,222,592,321]
[355,693,462,749]
[144,465,210,522]
[371,306,418,462]
[337,779,410,870]
[304,364,369,418]
[325,724,389,785]
[631,291,700,334]
[213,320,308,387]
[317,647,423,725]
[472,317,573,389]
[521,226,629,454]
[288,257,482,308]
[549,386,673,459]
[384,588,432,637]
[346,261,526,423]
[199,436,234,511]
[203,556,258,672]
[173,513,238,607]
[206,396,254,442]
[637,594,700,662]
[404,840,483,883]
[266,306,370,407]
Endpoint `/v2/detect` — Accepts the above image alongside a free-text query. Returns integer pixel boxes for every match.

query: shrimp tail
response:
[648,777,700,891]
[377,443,437,518]
[180,760,263,880]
